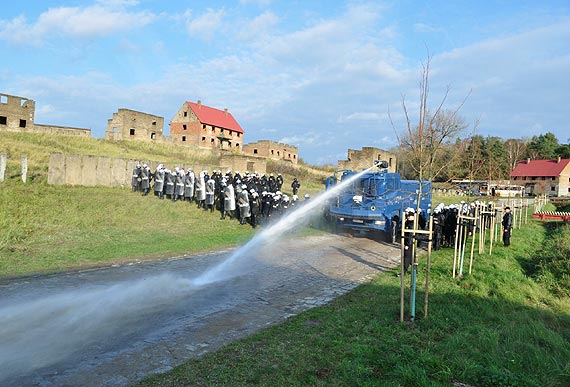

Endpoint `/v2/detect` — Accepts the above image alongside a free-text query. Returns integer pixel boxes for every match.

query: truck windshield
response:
[346,175,385,197]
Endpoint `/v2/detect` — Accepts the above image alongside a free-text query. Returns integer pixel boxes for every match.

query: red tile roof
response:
[510,158,570,177]
[186,101,243,134]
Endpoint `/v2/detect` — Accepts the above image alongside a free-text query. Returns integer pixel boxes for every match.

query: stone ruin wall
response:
[243,140,298,164]
[0,93,90,136]
[48,153,267,187]
[337,147,397,173]
[104,109,164,142]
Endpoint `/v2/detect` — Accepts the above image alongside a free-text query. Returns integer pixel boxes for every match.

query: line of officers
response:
[402,201,506,273]
[131,163,305,227]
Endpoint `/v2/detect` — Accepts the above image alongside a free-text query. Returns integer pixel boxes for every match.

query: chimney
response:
[197,100,202,109]
[224,108,228,116]
[526,158,530,164]
[558,156,561,163]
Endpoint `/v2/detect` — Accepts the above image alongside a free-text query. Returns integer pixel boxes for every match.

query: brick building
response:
[105,108,165,142]
[0,93,90,136]
[338,147,396,172]
[169,100,244,150]
[510,157,570,196]
[243,140,298,164]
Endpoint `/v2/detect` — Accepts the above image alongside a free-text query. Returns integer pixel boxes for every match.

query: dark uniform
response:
[153,166,165,199]
[249,190,261,228]
[140,164,150,195]
[403,210,415,274]
[502,207,513,246]
[291,178,300,195]
[132,164,141,192]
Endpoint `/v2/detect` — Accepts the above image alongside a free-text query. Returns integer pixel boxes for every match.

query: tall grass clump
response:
[532,223,570,297]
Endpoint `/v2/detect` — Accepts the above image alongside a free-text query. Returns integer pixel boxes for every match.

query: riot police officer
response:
[502,206,513,246]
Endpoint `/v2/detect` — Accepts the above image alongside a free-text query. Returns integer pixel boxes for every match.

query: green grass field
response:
[0,181,259,277]
[133,218,570,387]
[2,133,569,386]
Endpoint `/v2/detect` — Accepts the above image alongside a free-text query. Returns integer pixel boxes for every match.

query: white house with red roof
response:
[170,100,244,151]
[510,157,570,196]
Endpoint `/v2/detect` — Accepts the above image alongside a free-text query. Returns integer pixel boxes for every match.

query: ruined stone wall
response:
[337,147,397,172]
[1,93,91,136]
[0,93,35,132]
[219,154,267,174]
[48,153,266,187]
[243,140,298,164]
[104,108,164,142]
[33,124,91,136]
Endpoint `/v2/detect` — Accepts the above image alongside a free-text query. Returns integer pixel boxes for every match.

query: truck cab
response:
[327,164,432,242]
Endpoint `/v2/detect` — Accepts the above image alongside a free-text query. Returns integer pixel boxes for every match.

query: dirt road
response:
[0,234,399,387]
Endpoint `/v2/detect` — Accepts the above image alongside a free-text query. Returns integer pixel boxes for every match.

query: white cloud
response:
[96,0,139,8]
[34,104,55,116]
[279,133,327,147]
[0,4,156,45]
[428,18,570,140]
[414,23,441,33]
[237,11,279,41]
[337,112,388,123]
[186,8,226,40]
[239,0,272,6]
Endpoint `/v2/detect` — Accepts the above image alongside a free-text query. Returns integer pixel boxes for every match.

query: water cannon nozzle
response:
[374,160,389,169]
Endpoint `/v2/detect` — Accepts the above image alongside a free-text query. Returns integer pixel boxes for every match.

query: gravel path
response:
[0,234,399,387]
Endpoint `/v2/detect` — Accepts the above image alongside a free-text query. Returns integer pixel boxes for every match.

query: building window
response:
[288,153,291,158]
[130,128,135,136]
[0,95,7,104]
[201,136,205,142]
[19,119,26,128]
[253,149,258,154]
[183,124,187,130]
[541,176,546,180]
[0,116,6,125]
[220,128,224,133]
[271,150,274,155]
[551,177,555,180]
[151,132,156,140]
[389,157,393,166]
[152,121,157,126]
[277,151,280,156]
[531,177,536,180]
[236,143,239,147]
[551,186,556,191]
[211,138,215,143]
[184,111,187,117]
[202,124,206,129]
[293,155,296,159]
[182,135,186,142]
[237,133,241,137]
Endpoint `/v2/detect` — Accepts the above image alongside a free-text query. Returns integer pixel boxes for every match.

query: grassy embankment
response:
[0,132,328,278]
[133,204,570,387]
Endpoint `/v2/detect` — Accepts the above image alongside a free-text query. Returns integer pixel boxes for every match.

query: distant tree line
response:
[390,52,569,184]
[396,131,570,182]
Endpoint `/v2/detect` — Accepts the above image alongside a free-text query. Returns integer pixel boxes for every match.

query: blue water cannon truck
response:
[326,160,432,242]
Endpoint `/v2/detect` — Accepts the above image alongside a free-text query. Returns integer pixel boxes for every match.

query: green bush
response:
[533,223,570,296]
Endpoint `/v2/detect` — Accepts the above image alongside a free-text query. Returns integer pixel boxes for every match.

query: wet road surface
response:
[0,234,399,387]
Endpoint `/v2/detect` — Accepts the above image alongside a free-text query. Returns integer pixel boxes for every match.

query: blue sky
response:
[1,0,569,165]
